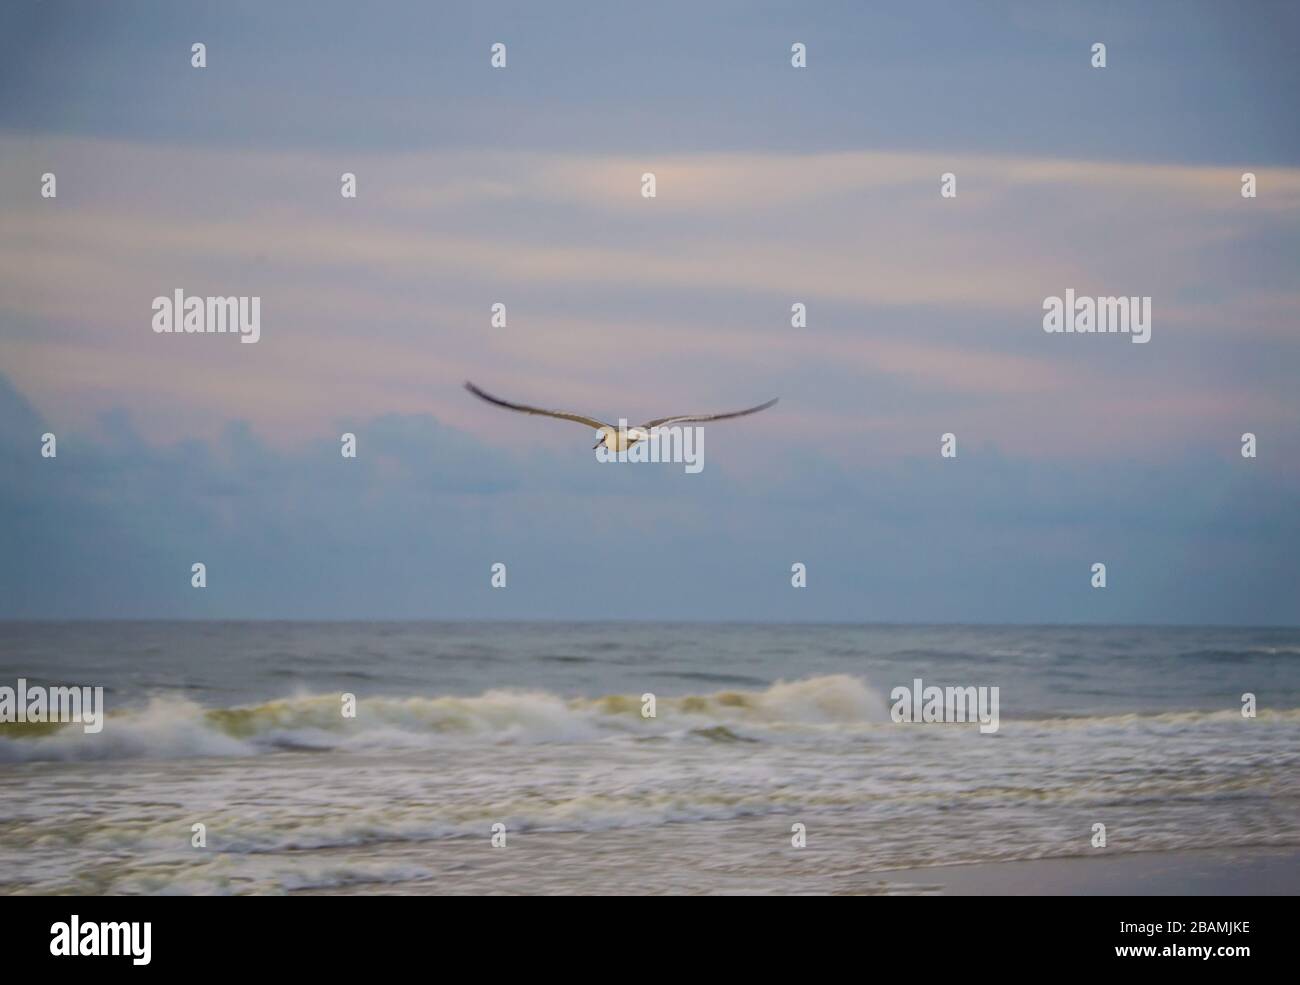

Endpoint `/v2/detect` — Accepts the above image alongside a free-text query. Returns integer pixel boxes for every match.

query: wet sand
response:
[872,847,1300,896]
[287,820,1300,895]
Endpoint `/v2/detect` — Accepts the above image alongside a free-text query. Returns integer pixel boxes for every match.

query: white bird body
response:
[465,382,778,452]
[596,426,650,452]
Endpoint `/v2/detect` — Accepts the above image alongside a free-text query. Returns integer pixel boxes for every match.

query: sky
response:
[1,1,1298,623]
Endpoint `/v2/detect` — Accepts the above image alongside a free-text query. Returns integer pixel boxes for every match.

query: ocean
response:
[2,621,1298,894]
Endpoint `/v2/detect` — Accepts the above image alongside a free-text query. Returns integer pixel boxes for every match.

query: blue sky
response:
[2,1,1298,622]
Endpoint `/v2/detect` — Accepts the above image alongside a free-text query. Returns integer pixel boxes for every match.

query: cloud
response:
[2,371,1297,624]
[3,134,1298,461]
[3,2,1297,626]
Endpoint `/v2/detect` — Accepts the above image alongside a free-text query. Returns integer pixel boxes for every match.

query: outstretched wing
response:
[464,382,609,430]
[640,397,779,430]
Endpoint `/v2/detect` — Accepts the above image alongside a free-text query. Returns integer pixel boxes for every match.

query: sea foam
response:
[0,674,886,761]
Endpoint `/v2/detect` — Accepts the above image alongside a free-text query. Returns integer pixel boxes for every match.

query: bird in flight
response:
[465,382,779,451]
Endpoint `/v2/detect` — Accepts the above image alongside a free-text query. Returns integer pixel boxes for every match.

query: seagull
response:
[464,382,778,451]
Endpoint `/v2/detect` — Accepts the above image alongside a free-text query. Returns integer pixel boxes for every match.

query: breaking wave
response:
[4,672,1297,762]
[0,674,887,761]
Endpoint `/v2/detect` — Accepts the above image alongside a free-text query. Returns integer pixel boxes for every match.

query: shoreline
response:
[870,847,1300,896]
[290,838,1300,896]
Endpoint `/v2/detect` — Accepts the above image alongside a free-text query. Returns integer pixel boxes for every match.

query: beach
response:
[879,848,1300,896]
[2,622,1298,895]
